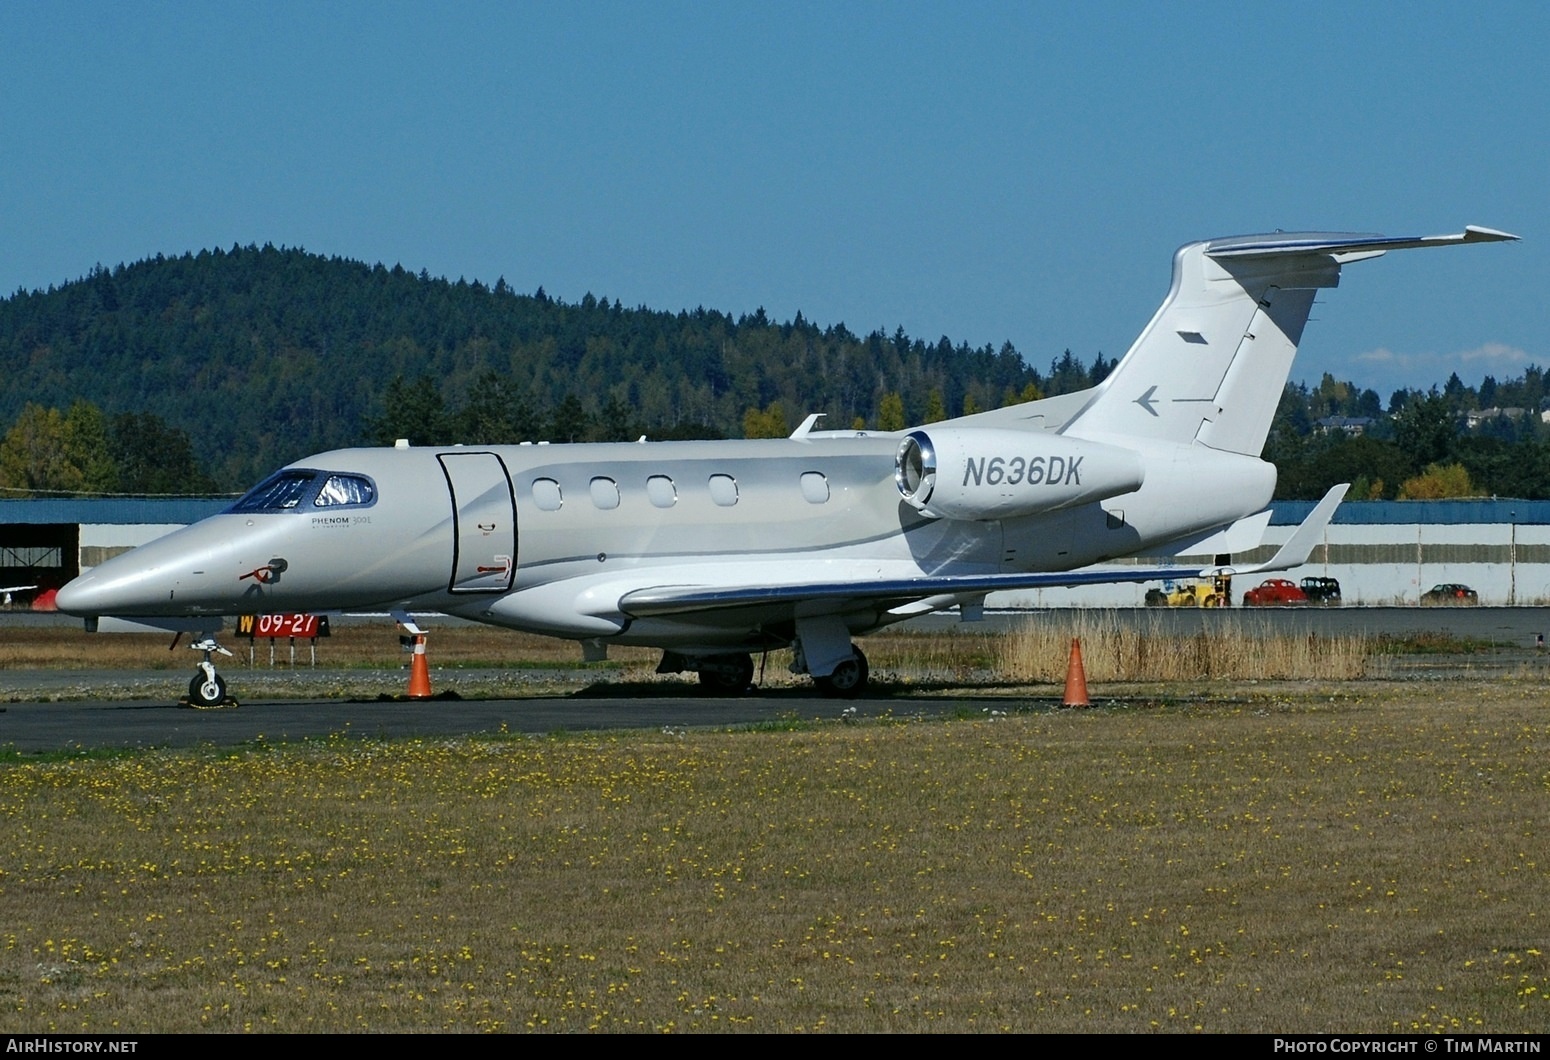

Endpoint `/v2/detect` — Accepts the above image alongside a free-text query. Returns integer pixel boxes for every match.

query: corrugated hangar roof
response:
[0,497,231,524]
[1270,498,1550,526]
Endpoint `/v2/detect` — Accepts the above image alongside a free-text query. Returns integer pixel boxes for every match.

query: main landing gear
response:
[186,636,235,708]
[658,630,872,699]
[812,647,868,699]
[793,615,870,699]
[696,652,756,694]
[658,650,757,694]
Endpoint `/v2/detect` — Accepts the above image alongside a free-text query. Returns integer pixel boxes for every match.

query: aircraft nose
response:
[52,575,100,616]
[54,521,238,617]
[54,561,176,616]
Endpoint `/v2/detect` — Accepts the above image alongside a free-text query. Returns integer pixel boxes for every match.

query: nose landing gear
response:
[186,636,236,708]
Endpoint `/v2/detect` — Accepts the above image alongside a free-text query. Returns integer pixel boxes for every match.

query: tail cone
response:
[1062,637,1090,708]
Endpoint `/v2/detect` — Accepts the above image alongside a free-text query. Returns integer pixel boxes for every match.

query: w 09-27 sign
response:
[237,613,330,639]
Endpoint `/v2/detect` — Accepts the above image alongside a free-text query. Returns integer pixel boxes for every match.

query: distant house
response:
[1314,415,1374,436]
[1466,407,1527,428]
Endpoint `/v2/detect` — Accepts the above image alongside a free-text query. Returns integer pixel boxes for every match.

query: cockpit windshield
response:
[227,470,377,513]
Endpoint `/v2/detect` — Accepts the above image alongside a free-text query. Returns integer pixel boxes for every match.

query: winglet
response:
[790,413,826,439]
[1218,484,1348,577]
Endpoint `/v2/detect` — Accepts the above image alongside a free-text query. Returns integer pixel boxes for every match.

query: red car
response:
[1242,578,1309,606]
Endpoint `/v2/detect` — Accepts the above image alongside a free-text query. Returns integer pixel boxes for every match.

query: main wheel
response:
[697,652,755,694]
[188,672,227,707]
[815,647,868,699]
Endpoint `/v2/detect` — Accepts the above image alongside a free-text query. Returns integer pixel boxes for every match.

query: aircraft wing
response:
[620,485,1348,619]
[620,564,1212,618]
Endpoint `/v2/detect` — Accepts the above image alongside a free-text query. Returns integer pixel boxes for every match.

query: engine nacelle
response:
[894,427,1145,520]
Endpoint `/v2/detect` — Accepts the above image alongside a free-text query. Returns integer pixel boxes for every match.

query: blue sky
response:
[3,2,1543,401]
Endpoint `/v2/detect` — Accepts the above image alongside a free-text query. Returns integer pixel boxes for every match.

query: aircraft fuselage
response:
[58,433,1273,652]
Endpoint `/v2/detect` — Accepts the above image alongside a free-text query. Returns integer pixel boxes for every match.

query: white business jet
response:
[56,226,1516,703]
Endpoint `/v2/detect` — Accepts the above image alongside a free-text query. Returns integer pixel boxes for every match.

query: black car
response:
[1299,576,1342,606]
[1420,583,1479,606]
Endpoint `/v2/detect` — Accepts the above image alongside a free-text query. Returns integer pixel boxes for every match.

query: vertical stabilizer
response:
[1063,227,1517,456]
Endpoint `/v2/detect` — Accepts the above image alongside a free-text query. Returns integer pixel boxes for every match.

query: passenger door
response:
[438,452,517,593]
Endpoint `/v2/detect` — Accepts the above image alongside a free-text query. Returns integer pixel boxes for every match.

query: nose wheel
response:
[189,671,228,707]
[186,636,236,708]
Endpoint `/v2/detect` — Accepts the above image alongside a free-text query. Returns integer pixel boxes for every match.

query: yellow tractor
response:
[1144,573,1232,608]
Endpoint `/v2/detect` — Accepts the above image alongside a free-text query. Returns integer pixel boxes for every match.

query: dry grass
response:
[1,687,1546,1033]
[2,619,1368,686]
[998,612,1372,683]
[0,624,665,673]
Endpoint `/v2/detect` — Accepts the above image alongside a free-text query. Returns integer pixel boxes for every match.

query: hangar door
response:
[438,452,517,593]
[1,523,79,601]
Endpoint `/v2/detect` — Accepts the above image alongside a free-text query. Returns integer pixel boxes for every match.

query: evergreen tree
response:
[112,411,219,494]
[1393,391,1457,470]
[548,393,591,443]
[367,374,452,446]
[458,370,541,443]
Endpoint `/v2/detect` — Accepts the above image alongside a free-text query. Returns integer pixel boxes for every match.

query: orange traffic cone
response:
[1062,637,1090,707]
[406,634,433,699]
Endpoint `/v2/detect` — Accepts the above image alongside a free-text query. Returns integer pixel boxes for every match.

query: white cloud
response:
[1351,342,1535,383]
[1456,342,1534,368]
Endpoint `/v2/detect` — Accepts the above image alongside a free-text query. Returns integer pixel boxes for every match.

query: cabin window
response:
[589,476,620,510]
[532,478,563,511]
[646,475,677,508]
[314,474,376,507]
[800,471,830,504]
[708,474,739,507]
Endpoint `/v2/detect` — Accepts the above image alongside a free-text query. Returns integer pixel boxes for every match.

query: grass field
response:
[1,681,1547,1032]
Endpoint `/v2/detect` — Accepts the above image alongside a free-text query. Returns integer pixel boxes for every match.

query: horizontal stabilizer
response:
[1205,226,1518,261]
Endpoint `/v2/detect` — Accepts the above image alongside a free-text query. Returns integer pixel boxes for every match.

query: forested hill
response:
[0,245,1069,488]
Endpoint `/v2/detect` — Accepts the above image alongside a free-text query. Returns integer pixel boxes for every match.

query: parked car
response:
[1299,576,1342,606]
[1420,583,1479,606]
[1243,578,1309,606]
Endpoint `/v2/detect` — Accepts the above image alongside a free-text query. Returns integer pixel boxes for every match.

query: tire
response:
[1203,594,1223,608]
[697,653,754,694]
[189,672,227,707]
[815,647,868,699]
